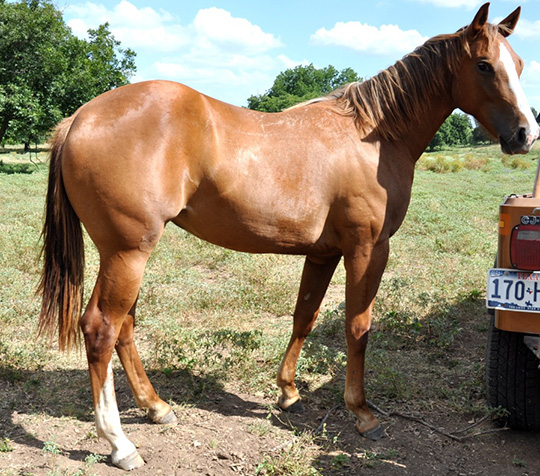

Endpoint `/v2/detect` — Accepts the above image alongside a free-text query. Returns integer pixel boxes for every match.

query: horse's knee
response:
[347,320,371,342]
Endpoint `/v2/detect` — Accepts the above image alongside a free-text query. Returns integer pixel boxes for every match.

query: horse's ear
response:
[498,6,521,37]
[467,3,490,41]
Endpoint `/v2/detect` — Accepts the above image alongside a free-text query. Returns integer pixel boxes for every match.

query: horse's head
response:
[453,3,538,154]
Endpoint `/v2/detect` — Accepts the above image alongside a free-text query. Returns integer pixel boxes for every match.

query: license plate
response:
[487,268,540,313]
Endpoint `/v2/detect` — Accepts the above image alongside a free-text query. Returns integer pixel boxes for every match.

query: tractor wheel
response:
[486,316,540,430]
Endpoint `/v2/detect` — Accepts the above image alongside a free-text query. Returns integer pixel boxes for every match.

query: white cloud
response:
[310,22,427,56]
[192,7,282,55]
[512,18,540,39]
[277,55,310,70]
[66,3,281,55]
[63,2,286,105]
[523,60,540,85]
[66,1,190,52]
[522,61,540,111]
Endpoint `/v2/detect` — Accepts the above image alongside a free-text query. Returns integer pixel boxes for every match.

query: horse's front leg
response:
[343,239,389,440]
[277,255,341,412]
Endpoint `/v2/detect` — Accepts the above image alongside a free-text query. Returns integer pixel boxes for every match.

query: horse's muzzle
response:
[500,125,539,155]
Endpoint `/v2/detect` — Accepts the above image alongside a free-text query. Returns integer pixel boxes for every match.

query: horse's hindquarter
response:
[62,81,221,250]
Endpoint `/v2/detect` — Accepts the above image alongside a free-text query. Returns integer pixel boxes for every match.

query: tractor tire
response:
[486,316,540,430]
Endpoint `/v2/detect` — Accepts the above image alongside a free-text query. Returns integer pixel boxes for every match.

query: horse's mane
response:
[299,23,500,141]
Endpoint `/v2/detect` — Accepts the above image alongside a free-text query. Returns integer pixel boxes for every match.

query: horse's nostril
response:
[518,127,527,144]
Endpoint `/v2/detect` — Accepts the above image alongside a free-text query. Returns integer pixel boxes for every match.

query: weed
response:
[501,154,532,170]
[0,438,13,452]
[42,440,62,456]
[356,448,401,468]
[84,453,106,465]
[151,326,264,376]
[331,453,350,468]
[42,439,63,473]
[255,433,321,475]
[463,154,489,171]
[416,154,464,173]
[248,421,272,437]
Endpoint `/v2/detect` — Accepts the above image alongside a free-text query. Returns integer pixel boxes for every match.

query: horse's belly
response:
[171,197,333,255]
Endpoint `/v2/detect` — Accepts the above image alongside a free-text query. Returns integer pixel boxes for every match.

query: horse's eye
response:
[478,61,493,73]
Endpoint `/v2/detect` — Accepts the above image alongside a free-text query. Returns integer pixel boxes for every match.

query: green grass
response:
[1,143,539,473]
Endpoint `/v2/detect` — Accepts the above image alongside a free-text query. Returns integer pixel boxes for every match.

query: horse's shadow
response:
[0,362,275,467]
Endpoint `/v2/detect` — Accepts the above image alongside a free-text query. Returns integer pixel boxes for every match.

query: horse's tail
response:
[38,115,84,351]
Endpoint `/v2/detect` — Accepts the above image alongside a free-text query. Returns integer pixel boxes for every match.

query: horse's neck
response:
[372,47,458,160]
[399,96,455,160]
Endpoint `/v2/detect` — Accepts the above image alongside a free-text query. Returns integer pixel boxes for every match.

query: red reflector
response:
[511,224,540,270]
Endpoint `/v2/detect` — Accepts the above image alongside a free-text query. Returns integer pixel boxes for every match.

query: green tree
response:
[471,118,495,145]
[53,23,136,121]
[247,64,361,112]
[428,113,473,151]
[0,0,136,145]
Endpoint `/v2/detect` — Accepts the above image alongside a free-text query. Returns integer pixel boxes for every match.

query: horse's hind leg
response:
[115,302,177,424]
[81,249,154,470]
[277,256,340,412]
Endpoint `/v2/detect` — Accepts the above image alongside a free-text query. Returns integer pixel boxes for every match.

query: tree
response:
[0,0,136,145]
[428,113,473,151]
[53,23,136,121]
[247,64,361,112]
[471,118,495,145]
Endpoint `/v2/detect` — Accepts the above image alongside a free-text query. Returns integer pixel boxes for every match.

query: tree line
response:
[2,1,535,151]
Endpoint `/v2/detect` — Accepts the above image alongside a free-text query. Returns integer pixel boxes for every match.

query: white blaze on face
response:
[499,41,540,142]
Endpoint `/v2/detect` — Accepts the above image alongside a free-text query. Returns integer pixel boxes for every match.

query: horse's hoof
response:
[152,409,178,425]
[358,423,385,441]
[114,450,145,470]
[281,399,305,414]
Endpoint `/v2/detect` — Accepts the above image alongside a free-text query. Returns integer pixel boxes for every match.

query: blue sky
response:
[59,1,540,108]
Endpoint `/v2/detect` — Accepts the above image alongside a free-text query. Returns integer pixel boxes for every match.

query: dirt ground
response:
[1,360,540,476]
[1,288,540,476]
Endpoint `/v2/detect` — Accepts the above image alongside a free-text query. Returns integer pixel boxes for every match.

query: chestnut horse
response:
[39,4,537,470]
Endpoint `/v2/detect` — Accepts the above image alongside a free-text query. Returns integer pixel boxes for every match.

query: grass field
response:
[1,143,539,474]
